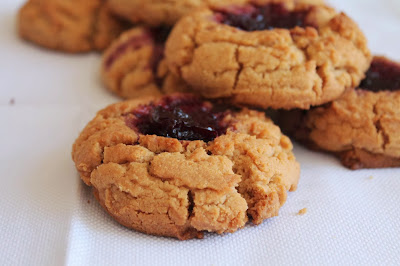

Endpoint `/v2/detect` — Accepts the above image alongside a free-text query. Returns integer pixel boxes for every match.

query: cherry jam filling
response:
[215,3,313,31]
[126,95,230,142]
[105,26,172,72]
[359,57,400,92]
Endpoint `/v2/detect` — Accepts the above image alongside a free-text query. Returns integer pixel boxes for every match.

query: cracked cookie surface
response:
[165,0,371,109]
[108,0,250,27]
[72,94,300,239]
[101,26,190,99]
[280,57,400,169]
[18,0,129,53]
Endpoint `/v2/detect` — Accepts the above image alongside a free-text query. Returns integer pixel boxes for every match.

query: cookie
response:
[280,57,400,169]
[165,0,371,109]
[101,26,191,98]
[108,0,250,27]
[18,0,129,53]
[72,94,300,239]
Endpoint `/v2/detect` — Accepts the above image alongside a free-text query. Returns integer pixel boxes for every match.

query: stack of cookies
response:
[18,0,400,240]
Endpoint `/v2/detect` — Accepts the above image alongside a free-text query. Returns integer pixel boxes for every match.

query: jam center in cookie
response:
[216,3,312,31]
[359,58,400,92]
[127,95,229,142]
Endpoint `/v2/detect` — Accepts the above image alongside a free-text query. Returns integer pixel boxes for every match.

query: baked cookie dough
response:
[101,26,190,99]
[108,0,250,27]
[18,0,129,53]
[72,94,300,239]
[281,57,400,169]
[165,0,371,109]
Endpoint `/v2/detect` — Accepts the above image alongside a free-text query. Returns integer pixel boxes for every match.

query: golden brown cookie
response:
[108,0,251,27]
[18,0,129,53]
[165,0,371,109]
[280,57,400,169]
[101,26,191,99]
[72,94,300,239]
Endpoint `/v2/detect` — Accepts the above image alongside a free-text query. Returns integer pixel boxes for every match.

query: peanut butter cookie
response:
[280,57,400,169]
[18,0,129,53]
[72,94,300,239]
[108,0,250,27]
[101,26,190,98]
[165,0,371,109]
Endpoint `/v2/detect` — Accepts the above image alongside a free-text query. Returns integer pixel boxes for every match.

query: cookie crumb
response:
[298,208,307,215]
[368,176,374,180]
[9,98,15,105]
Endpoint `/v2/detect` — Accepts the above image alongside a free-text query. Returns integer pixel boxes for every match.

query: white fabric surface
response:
[1,0,400,265]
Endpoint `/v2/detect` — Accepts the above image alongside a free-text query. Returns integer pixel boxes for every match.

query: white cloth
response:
[1,0,399,265]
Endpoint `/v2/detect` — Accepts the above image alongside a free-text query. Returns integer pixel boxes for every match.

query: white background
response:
[1,0,400,265]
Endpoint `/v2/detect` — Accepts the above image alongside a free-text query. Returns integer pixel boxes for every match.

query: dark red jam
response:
[105,26,172,71]
[126,95,230,142]
[359,57,400,92]
[216,3,313,31]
